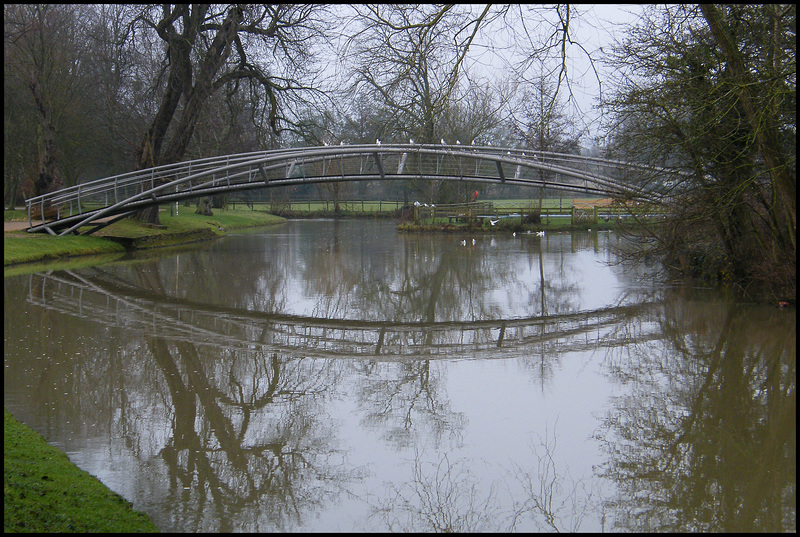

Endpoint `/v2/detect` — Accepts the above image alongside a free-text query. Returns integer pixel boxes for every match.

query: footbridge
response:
[24,144,676,236]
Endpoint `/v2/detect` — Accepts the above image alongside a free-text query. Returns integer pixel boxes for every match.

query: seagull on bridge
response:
[456,139,461,145]
[376,138,381,145]
[340,140,345,145]
[409,138,414,144]
[441,138,446,145]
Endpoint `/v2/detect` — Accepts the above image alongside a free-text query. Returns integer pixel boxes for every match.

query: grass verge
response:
[4,207,285,269]
[4,410,159,533]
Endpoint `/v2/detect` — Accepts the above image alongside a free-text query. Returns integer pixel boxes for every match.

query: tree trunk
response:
[133,5,244,226]
[5,175,21,210]
[29,73,61,198]
[195,197,213,216]
[700,4,796,251]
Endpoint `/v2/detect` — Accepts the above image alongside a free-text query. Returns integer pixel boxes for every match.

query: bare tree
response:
[126,4,332,223]
[4,4,92,198]
[344,4,502,144]
[603,4,796,300]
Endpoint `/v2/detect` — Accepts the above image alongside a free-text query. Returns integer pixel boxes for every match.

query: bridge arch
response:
[24,144,675,235]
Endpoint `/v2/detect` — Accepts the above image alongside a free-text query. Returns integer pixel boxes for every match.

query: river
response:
[3,219,795,532]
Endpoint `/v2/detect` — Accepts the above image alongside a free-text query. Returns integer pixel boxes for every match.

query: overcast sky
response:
[465,4,644,142]
[328,4,645,144]
[567,4,643,136]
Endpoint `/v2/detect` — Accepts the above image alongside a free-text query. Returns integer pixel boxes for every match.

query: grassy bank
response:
[4,410,159,533]
[398,215,624,234]
[4,207,285,268]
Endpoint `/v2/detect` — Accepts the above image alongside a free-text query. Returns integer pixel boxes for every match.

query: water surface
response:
[4,220,795,532]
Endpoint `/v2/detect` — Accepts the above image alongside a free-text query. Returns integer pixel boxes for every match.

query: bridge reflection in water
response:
[28,270,661,360]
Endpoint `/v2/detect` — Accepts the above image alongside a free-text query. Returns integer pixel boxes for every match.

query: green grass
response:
[4,209,27,221]
[4,207,285,268]
[4,233,127,266]
[4,410,159,533]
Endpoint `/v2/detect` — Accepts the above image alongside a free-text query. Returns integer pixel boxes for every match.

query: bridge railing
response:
[24,144,672,234]
[25,150,288,225]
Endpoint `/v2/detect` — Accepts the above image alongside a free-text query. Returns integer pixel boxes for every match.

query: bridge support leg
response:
[375,327,386,354]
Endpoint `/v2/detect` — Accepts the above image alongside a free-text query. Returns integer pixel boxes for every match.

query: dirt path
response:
[4,220,38,232]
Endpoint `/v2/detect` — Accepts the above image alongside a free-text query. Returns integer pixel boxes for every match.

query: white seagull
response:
[489,218,499,226]
[376,138,381,145]
[409,138,414,144]
[441,138,446,145]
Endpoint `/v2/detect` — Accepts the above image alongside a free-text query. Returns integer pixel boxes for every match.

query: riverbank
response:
[4,207,285,270]
[4,410,160,533]
[4,207,285,533]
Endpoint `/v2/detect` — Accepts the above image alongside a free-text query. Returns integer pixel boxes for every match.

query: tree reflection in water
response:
[355,360,465,450]
[595,292,796,533]
[372,426,604,533]
[126,263,362,532]
[4,223,794,532]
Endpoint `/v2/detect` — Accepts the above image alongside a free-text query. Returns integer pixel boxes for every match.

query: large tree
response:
[129,4,331,223]
[345,4,500,145]
[603,4,796,300]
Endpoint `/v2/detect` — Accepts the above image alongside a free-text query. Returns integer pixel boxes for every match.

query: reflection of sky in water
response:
[218,223,636,321]
[4,220,793,533]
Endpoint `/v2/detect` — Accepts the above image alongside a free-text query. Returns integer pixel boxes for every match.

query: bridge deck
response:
[24,144,674,235]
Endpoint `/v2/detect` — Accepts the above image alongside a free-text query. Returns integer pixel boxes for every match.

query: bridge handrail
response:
[27,145,658,205]
[24,144,676,234]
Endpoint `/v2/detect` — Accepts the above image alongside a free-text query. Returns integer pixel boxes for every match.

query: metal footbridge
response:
[24,144,675,236]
